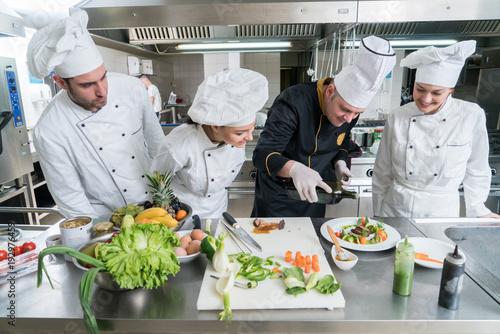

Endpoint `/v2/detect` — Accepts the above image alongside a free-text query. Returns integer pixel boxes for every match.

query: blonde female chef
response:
[372,40,500,218]
[151,68,268,219]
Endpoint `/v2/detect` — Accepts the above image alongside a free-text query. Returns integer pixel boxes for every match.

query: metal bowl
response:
[174,202,192,231]
[72,233,131,291]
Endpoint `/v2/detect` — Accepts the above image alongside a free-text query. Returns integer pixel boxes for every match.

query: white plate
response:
[396,237,466,269]
[176,230,207,263]
[320,218,401,252]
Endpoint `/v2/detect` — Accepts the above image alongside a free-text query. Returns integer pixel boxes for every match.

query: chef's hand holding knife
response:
[289,161,332,203]
[335,160,352,186]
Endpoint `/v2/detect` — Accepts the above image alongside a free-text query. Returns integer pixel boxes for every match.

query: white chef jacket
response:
[33,73,164,220]
[147,84,162,113]
[151,123,245,219]
[372,96,492,218]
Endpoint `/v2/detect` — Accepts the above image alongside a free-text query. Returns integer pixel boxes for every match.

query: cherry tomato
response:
[22,241,36,253]
[0,250,7,261]
[13,245,23,256]
[335,232,342,238]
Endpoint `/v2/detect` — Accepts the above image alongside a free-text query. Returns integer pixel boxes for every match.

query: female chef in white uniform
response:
[372,40,500,218]
[151,68,268,219]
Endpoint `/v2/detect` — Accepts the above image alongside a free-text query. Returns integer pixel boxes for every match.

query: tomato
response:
[335,232,342,238]
[0,250,7,261]
[22,241,36,253]
[378,230,388,242]
[13,245,23,256]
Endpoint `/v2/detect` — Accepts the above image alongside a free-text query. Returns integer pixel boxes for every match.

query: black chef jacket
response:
[252,78,358,217]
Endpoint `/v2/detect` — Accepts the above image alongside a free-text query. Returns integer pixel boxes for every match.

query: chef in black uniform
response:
[252,35,396,217]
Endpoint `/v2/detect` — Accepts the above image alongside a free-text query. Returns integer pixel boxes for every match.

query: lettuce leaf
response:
[316,275,342,295]
[99,223,180,289]
[282,267,306,296]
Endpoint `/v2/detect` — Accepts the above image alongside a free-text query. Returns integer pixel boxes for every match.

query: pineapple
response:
[145,171,176,216]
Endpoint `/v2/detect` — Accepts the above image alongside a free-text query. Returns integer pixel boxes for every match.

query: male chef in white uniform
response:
[27,10,164,220]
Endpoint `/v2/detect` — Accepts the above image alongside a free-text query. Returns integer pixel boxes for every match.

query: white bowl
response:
[331,246,358,270]
[176,230,207,264]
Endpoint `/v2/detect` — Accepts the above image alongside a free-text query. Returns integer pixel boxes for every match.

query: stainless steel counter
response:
[1,218,499,334]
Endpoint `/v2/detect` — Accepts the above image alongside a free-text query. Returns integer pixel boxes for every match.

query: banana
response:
[150,214,178,228]
[134,207,168,222]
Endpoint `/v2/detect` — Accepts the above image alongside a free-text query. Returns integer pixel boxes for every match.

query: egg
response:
[186,242,201,255]
[180,241,190,249]
[180,235,192,244]
[190,239,202,247]
[174,247,187,257]
[191,229,205,241]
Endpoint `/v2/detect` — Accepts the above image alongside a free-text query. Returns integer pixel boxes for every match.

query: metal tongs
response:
[327,225,349,261]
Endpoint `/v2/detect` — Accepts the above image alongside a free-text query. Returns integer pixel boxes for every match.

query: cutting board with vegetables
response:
[196,218,345,311]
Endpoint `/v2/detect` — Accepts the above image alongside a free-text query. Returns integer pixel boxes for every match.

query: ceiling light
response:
[176,41,293,51]
[343,39,458,48]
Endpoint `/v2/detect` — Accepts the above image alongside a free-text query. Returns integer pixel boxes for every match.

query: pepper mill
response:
[438,245,465,310]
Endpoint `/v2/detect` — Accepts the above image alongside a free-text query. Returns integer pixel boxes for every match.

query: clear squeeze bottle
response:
[393,235,415,296]
[438,245,465,310]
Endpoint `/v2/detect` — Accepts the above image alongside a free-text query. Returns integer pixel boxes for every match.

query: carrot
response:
[295,251,302,260]
[297,257,306,268]
[360,217,365,226]
[305,255,311,265]
[272,267,283,274]
[285,250,293,262]
[304,264,311,274]
[292,259,297,267]
[360,236,367,245]
[312,262,320,272]
[312,254,319,263]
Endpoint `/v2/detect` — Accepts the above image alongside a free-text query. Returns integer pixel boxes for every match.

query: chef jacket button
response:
[436,145,440,149]
[231,146,234,148]
[412,119,416,122]
[208,153,211,157]
[112,169,116,172]
[132,156,135,159]
[443,118,446,122]
[81,124,85,127]
[99,147,103,151]
[211,178,214,182]
[145,191,147,194]
[434,173,438,176]
[123,189,127,192]
[208,195,211,198]
[115,105,119,108]
[409,145,413,149]
[409,171,413,175]
[122,133,125,137]
[231,170,235,173]
[142,175,145,178]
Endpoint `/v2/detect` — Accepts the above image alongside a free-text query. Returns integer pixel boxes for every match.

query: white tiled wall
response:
[170,54,204,104]
[243,52,280,108]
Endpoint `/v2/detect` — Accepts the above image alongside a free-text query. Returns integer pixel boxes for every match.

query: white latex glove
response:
[289,162,332,203]
[335,160,353,186]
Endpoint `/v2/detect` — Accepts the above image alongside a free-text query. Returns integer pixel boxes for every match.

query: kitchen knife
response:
[222,212,262,251]
[192,214,201,230]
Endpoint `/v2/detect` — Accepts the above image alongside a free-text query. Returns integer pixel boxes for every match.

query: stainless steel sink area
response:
[411,218,500,305]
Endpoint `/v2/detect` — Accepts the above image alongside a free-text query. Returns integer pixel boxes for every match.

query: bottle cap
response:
[445,245,465,265]
[398,235,414,252]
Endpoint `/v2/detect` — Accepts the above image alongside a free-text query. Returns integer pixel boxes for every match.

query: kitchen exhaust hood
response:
[0,0,25,38]
[75,0,500,55]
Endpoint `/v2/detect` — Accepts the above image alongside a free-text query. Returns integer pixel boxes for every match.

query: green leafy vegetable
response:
[305,271,319,291]
[99,223,180,290]
[282,267,306,296]
[316,275,342,295]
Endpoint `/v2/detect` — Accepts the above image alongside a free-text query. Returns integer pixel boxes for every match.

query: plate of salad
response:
[320,217,401,252]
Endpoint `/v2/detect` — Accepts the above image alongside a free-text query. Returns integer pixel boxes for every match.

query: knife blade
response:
[222,212,262,251]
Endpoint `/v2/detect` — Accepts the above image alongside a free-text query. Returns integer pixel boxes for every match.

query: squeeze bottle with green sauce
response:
[393,235,415,296]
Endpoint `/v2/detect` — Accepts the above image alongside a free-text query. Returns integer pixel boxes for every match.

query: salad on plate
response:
[334,217,388,245]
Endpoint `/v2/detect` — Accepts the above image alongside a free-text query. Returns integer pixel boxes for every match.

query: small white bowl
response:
[331,246,358,270]
[175,230,207,264]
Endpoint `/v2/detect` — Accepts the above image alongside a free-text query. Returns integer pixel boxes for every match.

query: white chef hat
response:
[188,68,268,127]
[334,35,396,109]
[400,40,476,88]
[27,10,103,79]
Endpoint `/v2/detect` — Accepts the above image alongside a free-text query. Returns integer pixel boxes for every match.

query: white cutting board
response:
[196,218,345,311]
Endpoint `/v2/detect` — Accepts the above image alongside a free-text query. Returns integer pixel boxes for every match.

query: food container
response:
[45,234,62,247]
[59,217,93,261]
[351,129,366,147]
[331,246,358,270]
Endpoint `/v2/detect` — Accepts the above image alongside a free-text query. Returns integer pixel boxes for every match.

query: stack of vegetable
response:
[37,223,181,334]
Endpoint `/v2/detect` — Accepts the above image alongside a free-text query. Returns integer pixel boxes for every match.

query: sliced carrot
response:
[360,236,367,245]
[285,250,293,262]
[297,257,306,268]
[304,264,311,274]
[295,251,302,260]
[312,263,320,272]
[272,267,283,274]
[292,259,297,267]
[312,254,319,263]
[305,255,311,265]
